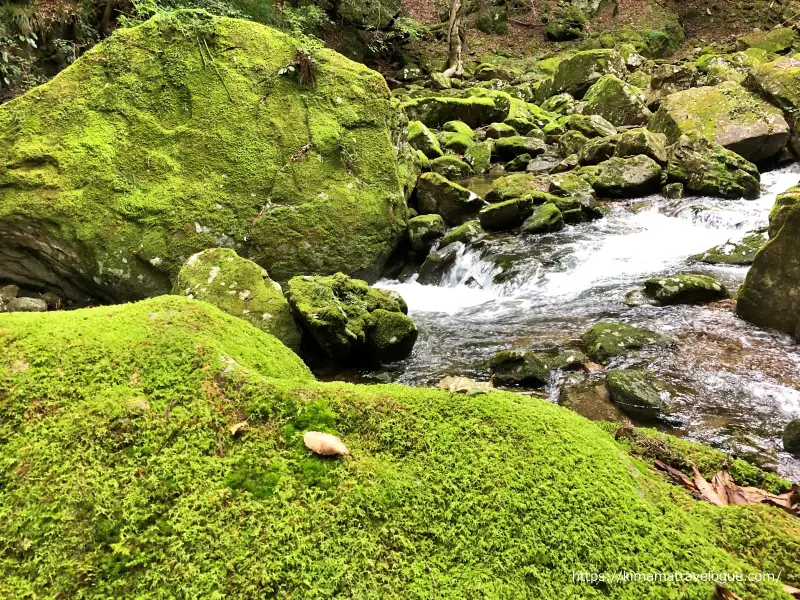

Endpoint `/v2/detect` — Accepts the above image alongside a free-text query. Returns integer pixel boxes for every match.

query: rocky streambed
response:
[368,164,800,481]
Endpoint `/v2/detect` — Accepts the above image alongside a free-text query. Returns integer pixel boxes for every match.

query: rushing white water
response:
[373,164,800,480]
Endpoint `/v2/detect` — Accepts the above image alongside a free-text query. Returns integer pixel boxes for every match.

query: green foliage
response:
[0,296,798,597]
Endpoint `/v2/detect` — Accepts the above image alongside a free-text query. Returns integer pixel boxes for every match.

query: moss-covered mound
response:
[0,10,407,304]
[1,296,798,598]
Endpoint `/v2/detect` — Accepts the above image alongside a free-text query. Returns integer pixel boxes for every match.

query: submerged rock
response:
[488,349,586,387]
[691,231,768,265]
[286,273,416,364]
[582,321,667,363]
[643,274,729,305]
[0,11,409,303]
[648,81,789,162]
[173,248,301,352]
[605,369,667,421]
[416,173,485,225]
[664,133,760,199]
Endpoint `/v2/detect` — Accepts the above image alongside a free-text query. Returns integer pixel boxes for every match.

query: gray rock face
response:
[8,297,47,312]
[585,155,663,198]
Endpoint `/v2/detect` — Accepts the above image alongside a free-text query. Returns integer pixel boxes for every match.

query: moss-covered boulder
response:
[464,140,493,175]
[493,136,547,160]
[407,214,447,254]
[785,418,800,455]
[648,81,789,162]
[474,64,517,82]
[285,273,415,364]
[429,155,474,180]
[416,173,485,225]
[2,296,797,597]
[401,96,504,128]
[521,203,564,234]
[577,135,618,166]
[486,122,518,139]
[737,26,798,54]
[665,133,760,199]
[475,6,509,35]
[614,128,669,165]
[558,130,590,156]
[337,0,400,29]
[485,173,545,203]
[644,274,729,305]
[648,63,697,102]
[698,49,775,85]
[583,75,652,127]
[172,248,301,352]
[479,192,560,231]
[488,349,586,387]
[440,220,484,246]
[582,321,667,364]
[585,155,662,198]
[737,184,800,339]
[691,230,768,265]
[551,50,627,99]
[417,241,462,284]
[746,55,800,154]
[443,120,476,138]
[560,113,618,138]
[0,11,409,304]
[605,369,666,421]
[408,120,444,158]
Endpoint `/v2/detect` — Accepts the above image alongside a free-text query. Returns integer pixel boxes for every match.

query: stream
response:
[369,164,800,481]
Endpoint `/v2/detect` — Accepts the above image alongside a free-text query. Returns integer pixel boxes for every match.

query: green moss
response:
[582,75,651,127]
[407,214,446,253]
[408,120,443,158]
[691,231,768,266]
[464,140,493,175]
[521,203,564,234]
[582,321,667,363]
[401,96,503,128]
[440,220,484,246]
[172,248,301,352]
[0,297,797,597]
[0,11,409,302]
[429,155,473,180]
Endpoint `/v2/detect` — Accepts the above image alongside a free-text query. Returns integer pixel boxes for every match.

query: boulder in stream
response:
[582,321,668,364]
[488,349,586,387]
[172,248,302,353]
[479,192,561,231]
[416,173,486,225]
[643,274,729,305]
[429,156,474,180]
[417,242,463,285]
[521,204,564,234]
[440,220,484,246]
[605,369,667,422]
[407,215,447,254]
[691,230,768,265]
[559,375,627,422]
[286,273,416,364]
[408,120,444,158]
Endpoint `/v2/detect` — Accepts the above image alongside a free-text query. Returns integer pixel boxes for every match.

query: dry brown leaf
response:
[693,466,726,506]
[714,584,743,600]
[583,362,603,372]
[303,431,349,456]
[783,584,800,599]
[711,470,749,505]
[654,459,696,491]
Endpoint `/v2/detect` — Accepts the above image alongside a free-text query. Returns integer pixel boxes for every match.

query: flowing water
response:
[374,164,800,481]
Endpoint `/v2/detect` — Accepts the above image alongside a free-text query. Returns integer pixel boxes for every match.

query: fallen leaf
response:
[693,466,726,506]
[304,431,349,456]
[714,584,742,600]
[783,584,800,599]
[654,459,696,491]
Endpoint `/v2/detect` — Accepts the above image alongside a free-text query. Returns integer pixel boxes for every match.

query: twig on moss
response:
[195,34,207,69]
[203,38,233,102]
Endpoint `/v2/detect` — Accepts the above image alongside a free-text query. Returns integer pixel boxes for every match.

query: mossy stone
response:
[464,141,493,175]
[582,321,667,363]
[401,96,504,128]
[558,130,591,156]
[443,120,476,138]
[644,274,729,305]
[172,248,301,353]
[440,220,484,246]
[488,348,585,387]
[416,173,486,225]
[429,155,474,180]
[540,93,577,116]
[615,128,669,165]
[582,75,651,127]
[605,369,666,421]
[521,204,564,234]
[784,419,800,455]
[577,135,619,166]
[408,120,444,158]
[691,231,767,266]
[0,11,408,302]
[560,113,618,138]
[747,55,800,154]
[486,122,519,139]
[586,155,662,198]
[551,49,627,98]
[407,214,447,253]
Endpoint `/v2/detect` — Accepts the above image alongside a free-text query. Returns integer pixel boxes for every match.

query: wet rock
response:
[578,135,619,165]
[784,418,800,455]
[541,93,577,115]
[408,120,443,158]
[485,173,546,203]
[614,128,669,165]
[583,75,651,127]
[493,136,547,161]
[521,204,564,234]
[644,274,729,305]
[488,349,586,387]
[407,215,447,254]
[648,81,790,163]
[605,369,666,421]
[584,155,663,198]
[465,141,493,175]
[173,248,302,352]
[417,242,463,284]
[691,230,768,265]
[440,220,484,246]
[662,182,684,199]
[558,130,591,157]
[286,273,415,364]
[416,173,486,225]
[7,297,47,312]
[665,133,760,199]
[479,192,560,231]
[486,122,518,139]
[582,321,667,363]
[429,156,474,180]
[561,113,618,138]
[559,375,627,421]
[551,50,627,98]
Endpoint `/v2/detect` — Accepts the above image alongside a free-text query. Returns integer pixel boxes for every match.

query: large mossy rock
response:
[648,81,789,163]
[605,369,666,421]
[488,349,585,387]
[644,273,729,305]
[737,184,800,339]
[408,120,443,158]
[582,321,667,364]
[416,173,485,225]
[614,128,668,165]
[0,11,408,304]
[285,273,416,364]
[1,296,796,597]
[550,50,627,99]
[337,0,401,29]
[746,55,800,154]
[583,155,662,198]
[665,133,760,199]
[401,96,504,128]
[582,75,651,127]
[172,248,301,352]
[691,230,768,265]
